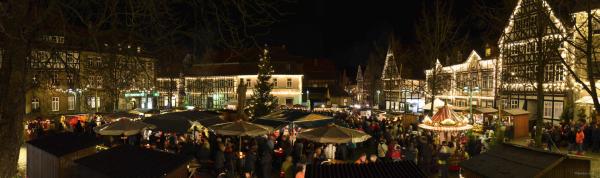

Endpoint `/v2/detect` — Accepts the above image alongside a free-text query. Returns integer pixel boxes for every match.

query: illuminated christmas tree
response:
[248,45,277,117]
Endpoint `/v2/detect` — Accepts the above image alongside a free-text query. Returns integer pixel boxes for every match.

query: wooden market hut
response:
[461,143,591,178]
[306,161,426,178]
[27,133,100,178]
[75,145,192,178]
[503,109,530,139]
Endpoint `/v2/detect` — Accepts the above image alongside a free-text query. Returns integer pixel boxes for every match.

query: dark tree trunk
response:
[0,40,27,177]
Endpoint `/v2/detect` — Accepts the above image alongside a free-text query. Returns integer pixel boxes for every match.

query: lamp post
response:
[376,90,380,109]
[463,86,480,123]
[306,90,310,111]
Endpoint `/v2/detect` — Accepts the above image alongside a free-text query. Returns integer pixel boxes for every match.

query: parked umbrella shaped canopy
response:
[100,112,141,121]
[142,111,225,133]
[297,124,371,144]
[94,118,155,136]
[210,120,273,136]
[253,110,334,129]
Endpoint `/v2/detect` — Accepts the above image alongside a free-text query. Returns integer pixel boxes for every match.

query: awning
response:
[253,110,334,129]
[451,106,469,111]
[503,109,530,116]
[475,107,498,114]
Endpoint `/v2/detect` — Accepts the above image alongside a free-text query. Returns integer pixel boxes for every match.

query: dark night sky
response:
[259,0,482,75]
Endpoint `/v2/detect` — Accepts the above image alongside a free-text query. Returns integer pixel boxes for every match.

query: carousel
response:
[419,104,472,142]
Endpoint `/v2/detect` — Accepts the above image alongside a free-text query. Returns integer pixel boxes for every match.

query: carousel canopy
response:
[419,105,472,132]
[423,98,451,110]
[253,110,334,129]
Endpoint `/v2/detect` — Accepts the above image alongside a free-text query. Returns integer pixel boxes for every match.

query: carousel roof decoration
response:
[419,104,472,132]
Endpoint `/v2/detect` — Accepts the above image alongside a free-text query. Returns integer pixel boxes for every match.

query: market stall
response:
[502,109,530,139]
[27,133,100,178]
[473,107,498,133]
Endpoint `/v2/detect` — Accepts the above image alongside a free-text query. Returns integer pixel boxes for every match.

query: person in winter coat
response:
[215,143,226,174]
[260,150,273,178]
[244,147,258,177]
[377,140,388,160]
[576,128,585,155]
[281,156,295,178]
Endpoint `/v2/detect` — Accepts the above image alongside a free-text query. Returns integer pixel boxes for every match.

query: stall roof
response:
[306,161,426,178]
[475,107,498,114]
[253,110,333,129]
[143,111,225,133]
[503,109,530,116]
[460,143,589,178]
[75,145,192,178]
[27,133,100,157]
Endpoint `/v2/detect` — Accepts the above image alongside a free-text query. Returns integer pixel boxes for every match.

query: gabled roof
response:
[498,0,568,45]
[27,133,100,157]
[382,36,401,80]
[356,65,363,81]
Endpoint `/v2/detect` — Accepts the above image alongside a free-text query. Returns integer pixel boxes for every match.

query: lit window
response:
[32,98,40,110]
[543,101,553,118]
[246,79,251,87]
[553,102,563,119]
[52,97,60,111]
[286,78,292,88]
[68,96,75,110]
[510,100,518,109]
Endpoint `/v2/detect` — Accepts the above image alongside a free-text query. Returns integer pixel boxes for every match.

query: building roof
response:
[328,85,350,97]
[460,143,589,178]
[475,107,498,114]
[185,62,303,77]
[303,58,339,81]
[503,109,530,116]
[27,133,100,157]
[306,161,426,178]
[75,145,192,178]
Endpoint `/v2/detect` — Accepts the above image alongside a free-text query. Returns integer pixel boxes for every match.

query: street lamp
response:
[463,86,480,123]
[306,90,310,111]
[376,90,380,109]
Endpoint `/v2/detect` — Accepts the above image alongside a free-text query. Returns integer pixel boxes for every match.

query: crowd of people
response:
[28,109,600,178]
[540,119,600,155]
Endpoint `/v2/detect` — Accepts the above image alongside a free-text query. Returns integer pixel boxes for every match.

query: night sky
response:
[259,0,482,75]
